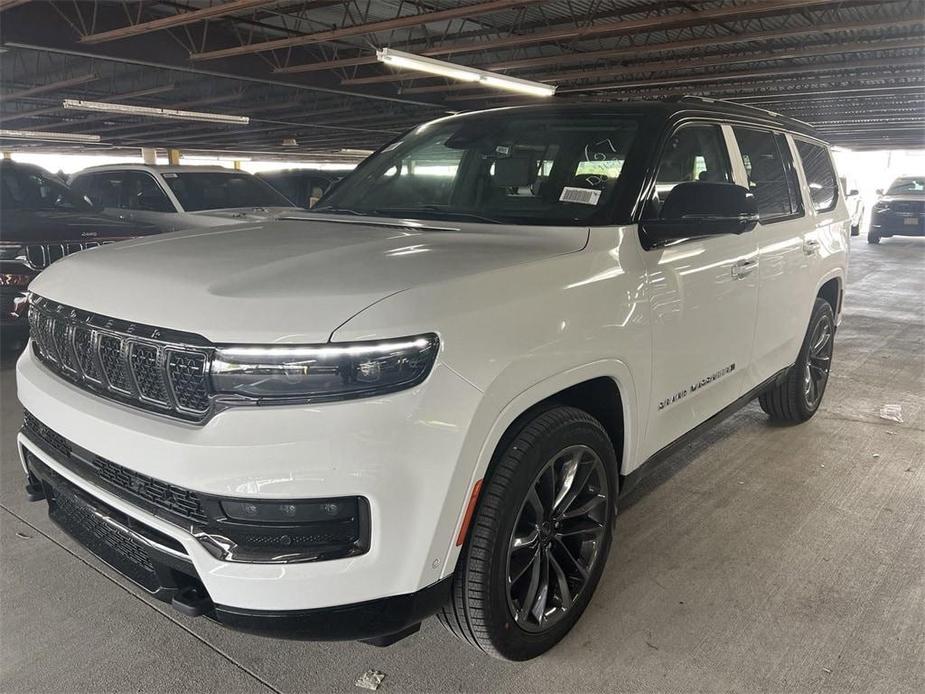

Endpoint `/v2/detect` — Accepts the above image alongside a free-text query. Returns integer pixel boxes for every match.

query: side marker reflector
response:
[455,479,483,547]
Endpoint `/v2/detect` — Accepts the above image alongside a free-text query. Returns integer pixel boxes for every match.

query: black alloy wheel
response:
[506,444,608,633]
[802,315,833,410]
[759,298,836,423]
[439,406,616,660]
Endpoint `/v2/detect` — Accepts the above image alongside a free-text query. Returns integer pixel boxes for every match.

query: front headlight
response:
[210,333,439,402]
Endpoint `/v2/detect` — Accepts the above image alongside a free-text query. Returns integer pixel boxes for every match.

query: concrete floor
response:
[1,237,923,693]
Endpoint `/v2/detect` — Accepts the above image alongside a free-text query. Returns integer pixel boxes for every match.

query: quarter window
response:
[795,140,838,212]
[733,127,802,221]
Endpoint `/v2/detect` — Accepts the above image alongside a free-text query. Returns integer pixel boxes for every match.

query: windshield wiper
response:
[371,206,503,224]
[310,205,366,215]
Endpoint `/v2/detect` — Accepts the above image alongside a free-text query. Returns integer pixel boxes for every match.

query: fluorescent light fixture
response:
[181,155,252,162]
[62,99,249,125]
[0,128,101,143]
[340,148,375,155]
[376,48,556,97]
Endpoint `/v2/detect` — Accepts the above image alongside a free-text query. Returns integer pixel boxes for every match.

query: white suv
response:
[69,165,298,231]
[18,99,848,661]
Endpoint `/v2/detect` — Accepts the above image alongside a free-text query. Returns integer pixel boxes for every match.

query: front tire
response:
[759,298,835,423]
[867,229,880,244]
[439,406,616,661]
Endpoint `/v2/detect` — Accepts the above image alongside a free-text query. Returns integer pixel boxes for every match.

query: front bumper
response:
[16,346,483,616]
[870,211,925,236]
[22,445,450,640]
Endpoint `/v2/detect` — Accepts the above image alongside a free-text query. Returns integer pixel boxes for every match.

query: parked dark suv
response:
[868,176,925,244]
[0,160,165,336]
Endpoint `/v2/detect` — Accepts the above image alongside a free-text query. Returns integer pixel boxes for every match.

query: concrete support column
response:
[233,160,242,171]
[141,147,157,165]
[167,148,181,165]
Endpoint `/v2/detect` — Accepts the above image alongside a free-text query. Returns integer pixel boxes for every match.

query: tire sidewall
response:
[794,300,835,419]
[475,410,616,660]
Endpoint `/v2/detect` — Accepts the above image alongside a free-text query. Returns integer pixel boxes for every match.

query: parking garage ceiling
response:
[1,0,923,156]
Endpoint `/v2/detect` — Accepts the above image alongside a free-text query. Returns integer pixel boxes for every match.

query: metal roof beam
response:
[420,0,846,57]
[556,55,925,94]
[483,16,925,72]
[80,0,281,45]
[190,0,545,61]
[2,73,97,100]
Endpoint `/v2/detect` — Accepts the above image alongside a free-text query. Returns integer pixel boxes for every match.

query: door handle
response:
[732,258,758,279]
[803,239,821,255]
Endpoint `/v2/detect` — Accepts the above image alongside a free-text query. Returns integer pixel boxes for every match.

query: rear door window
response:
[795,140,838,212]
[732,127,803,221]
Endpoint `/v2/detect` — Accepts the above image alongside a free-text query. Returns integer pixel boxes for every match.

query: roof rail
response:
[667,95,817,135]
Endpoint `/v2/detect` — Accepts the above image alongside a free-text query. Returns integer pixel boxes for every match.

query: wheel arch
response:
[439,361,637,578]
[816,273,843,319]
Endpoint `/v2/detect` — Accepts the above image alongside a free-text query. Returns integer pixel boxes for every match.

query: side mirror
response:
[641,182,759,246]
[848,189,860,197]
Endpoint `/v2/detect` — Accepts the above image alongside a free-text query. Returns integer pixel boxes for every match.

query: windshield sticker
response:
[495,145,511,156]
[560,186,601,205]
[162,173,177,178]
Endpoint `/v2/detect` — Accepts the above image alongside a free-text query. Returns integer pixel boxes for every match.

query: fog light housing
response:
[196,496,371,564]
[221,498,358,523]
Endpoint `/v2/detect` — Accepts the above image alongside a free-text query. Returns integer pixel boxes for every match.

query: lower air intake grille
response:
[51,491,160,592]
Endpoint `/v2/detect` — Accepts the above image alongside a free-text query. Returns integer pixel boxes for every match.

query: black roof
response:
[440,96,823,141]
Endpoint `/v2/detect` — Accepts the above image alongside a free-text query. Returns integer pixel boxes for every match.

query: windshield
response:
[0,165,93,212]
[319,113,642,226]
[886,177,925,195]
[161,172,295,212]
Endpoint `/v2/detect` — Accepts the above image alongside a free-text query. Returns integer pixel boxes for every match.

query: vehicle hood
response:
[876,195,925,205]
[0,209,162,242]
[30,214,589,343]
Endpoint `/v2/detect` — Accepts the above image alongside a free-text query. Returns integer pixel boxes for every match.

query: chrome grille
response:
[23,242,105,270]
[28,295,213,422]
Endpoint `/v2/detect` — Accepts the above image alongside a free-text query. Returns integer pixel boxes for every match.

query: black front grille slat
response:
[51,318,76,372]
[73,327,101,381]
[99,334,130,393]
[23,411,209,525]
[38,314,59,361]
[25,245,48,269]
[23,411,71,458]
[130,343,169,403]
[23,242,101,270]
[92,456,210,524]
[52,491,160,591]
[166,351,210,413]
[29,297,213,422]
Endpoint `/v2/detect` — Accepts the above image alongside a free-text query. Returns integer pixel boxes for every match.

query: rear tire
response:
[867,230,880,244]
[439,406,616,661]
[759,298,835,424]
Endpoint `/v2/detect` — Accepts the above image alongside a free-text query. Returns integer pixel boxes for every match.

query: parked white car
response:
[839,176,864,236]
[69,165,298,231]
[18,98,849,661]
